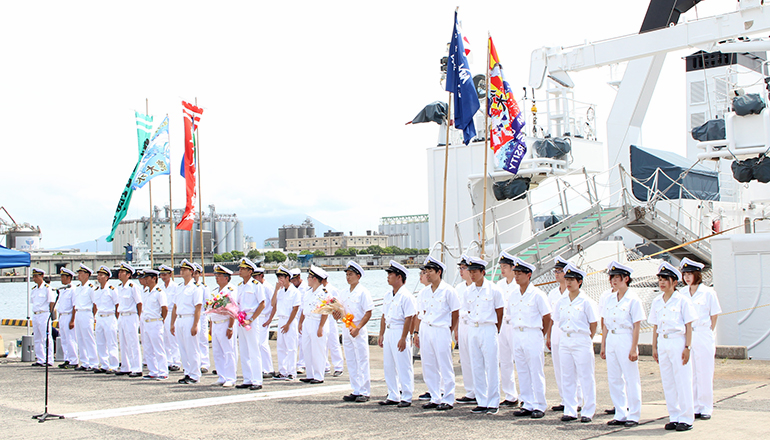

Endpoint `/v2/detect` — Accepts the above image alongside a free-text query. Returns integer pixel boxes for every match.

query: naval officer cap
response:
[466,256,488,271]
[289,268,301,279]
[77,263,94,275]
[499,251,516,266]
[512,257,535,274]
[253,266,266,275]
[276,265,291,277]
[607,260,634,276]
[118,262,136,275]
[554,255,569,269]
[421,255,446,273]
[344,261,364,277]
[679,257,705,273]
[97,265,112,277]
[180,259,195,271]
[563,262,586,280]
[238,258,257,272]
[385,260,408,278]
[32,268,46,276]
[214,264,233,275]
[60,267,76,277]
[158,264,173,274]
[657,261,681,281]
[143,269,159,277]
[193,263,203,273]
[136,269,146,278]
[308,265,328,280]
[457,254,470,267]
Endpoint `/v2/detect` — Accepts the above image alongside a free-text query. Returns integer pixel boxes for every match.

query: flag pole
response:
[480,35,491,260]
[146,99,155,267]
[167,112,175,276]
[440,94,452,264]
[195,97,204,271]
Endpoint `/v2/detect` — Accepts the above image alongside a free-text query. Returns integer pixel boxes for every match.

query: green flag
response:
[106,112,154,242]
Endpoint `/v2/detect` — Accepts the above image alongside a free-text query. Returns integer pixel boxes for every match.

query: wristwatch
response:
[684,345,690,349]
[413,331,419,335]
[228,327,233,330]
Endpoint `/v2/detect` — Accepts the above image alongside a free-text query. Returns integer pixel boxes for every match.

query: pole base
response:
[32,412,65,423]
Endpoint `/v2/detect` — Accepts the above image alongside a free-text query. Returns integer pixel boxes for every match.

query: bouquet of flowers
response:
[342,313,356,329]
[237,311,251,330]
[312,295,345,315]
[205,291,239,320]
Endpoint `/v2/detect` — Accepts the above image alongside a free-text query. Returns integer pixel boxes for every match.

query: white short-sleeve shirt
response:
[687,284,722,330]
[464,279,505,325]
[175,279,203,315]
[602,290,646,332]
[417,280,460,328]
[648,291,698,335]
[497,278,519,321]
[94,284,119,313]
[506,282,551,329]
[57,286,76,313]
[142,286,168,320]
[383,285,417,327]
[237,279,265,314]
[454,281,473,323]
[31,283,54,312]
[117,281,142,313]
[73,282,96,310]
[553,291,598,335]
[340,283,374,322]
[275,284,302,318]
[209,284,236,320]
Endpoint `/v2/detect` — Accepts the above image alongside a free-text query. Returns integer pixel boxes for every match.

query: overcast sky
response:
[0,0,728,248]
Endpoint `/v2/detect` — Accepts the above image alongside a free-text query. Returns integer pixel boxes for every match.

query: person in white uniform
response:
[680,257,721,421]
[508,257,551,419]
[597,267,618,416]
[551,263,598,423]
[547,256,569,412]
[209,264,238,387]
[158,264,181,372]
[453,255,477,405]
[414,256,460,411]
[649,262,697,432]
[253,267,276,378]
[30,268,54,367]
[192,263,211,374]
[321,276,345,377]
[266,266,301,381]
[140,269,168,380]
[56,267,79,369]
[299,265,331,384]
[496,251,520,408]
[73,264,98,371]
[378,260,417,407]
[336,261,374,403]
[171,259,203,384]
[93,265,119,374]
[116,262,143,377]
[600,261,645,427]
[290,269,307,373]
[235,258,266,390]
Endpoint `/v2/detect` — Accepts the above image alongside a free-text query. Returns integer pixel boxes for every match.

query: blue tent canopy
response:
[0,245,31,269]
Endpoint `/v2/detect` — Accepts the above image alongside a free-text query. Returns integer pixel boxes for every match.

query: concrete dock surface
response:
[2,324,769,439]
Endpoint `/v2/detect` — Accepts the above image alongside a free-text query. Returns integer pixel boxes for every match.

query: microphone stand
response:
[32,284,69,423]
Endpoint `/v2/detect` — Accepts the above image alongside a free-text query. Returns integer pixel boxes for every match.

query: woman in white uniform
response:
[680,257,721,421]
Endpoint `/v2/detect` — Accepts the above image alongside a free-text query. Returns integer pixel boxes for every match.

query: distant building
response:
[278,218,316,249]
[263,237,280,249]
[378,214,430,249]
[286,230,388,255]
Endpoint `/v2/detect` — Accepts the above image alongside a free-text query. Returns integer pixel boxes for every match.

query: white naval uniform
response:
[176,279,204,381]
[210,285,238,385]
[257,280,275,375]
[648,291,698,425]
[418,280,460,405]
[275,284,301,377]
[602,289,646,422]
[323,283,344,374]
[30,283,54,365]
[507,282,551,412]
[196,281,211,370]
[141,286,168,377]
[382,285,417,402]
[237,278,265,385]
[93,284,119,371]
[464,279,505,409]
[547,285,567,405]
[302,285,330,381]
[57,285,79,364]
[455,281,475,399]
[73,282,98,368]
[117,281,143,373]
[497,278,520,403]
[553,291,598,419]
[688,284,721,416]
[339,282,374,396]
[161,280,181,368]
[296,281,308,370]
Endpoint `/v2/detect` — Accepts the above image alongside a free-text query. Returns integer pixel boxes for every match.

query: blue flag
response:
[131,116,170,190]
[445,11,479,145]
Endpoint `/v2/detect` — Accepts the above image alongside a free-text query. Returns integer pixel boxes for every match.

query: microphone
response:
[55,284,72,293]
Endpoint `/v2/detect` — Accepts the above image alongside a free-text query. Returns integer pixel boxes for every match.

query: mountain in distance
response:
[55,235,110,252]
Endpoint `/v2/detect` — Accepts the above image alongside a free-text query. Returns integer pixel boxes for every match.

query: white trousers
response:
[551,325,564,404]
[512,328,547,412]
[276,316,299,377]
[606,332,642,422]
[238,322,262,385]
[141,320,168,377]
[559,333,596,418]
[59,312,79,364]
[32,312,53,365]
[301,317,328,381]
[297,337,305,369]
[467,324,499,408]
[95,314,119,370]
[75,311,98,368]
[118,314,142,373]
[257,315,274,374]
[692,329,716,415]
[326,319,344,372]
[658,334,694,424]
[176,316,201,381]
[198,316,210,369]
[457,321,475,398]
[211,319,237,384]
[164,314,181,367]
[342,326,370,396]
[499,321,518,402]
[383,325,413,402]
[421,323,456,405]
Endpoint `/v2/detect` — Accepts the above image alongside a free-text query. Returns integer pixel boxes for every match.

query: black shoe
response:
[74,365,87,371]
[235,383,251,389]
[456,396,476,404]
[249,385,262,390]
[309,379,324,384]
[676,423,692,431]
[332,370,343,377]
[31,362,43,367]
[580,416,592,423]
[485,407,499,415]
[379,399,399,406]
[200,367,209,374]
[355,395,370,403]
[418,392,431,401]
[343,394,360,402]
[607,419,626,426]
[513,408,533,417]
[262,372,273,379]
[422,402,439,409]
[694,413,701,419]
[531,410,545,419]
[624,421,639,427]
[168,365,180,371]
[665,422,678,430]
[212,369,217,375]
[471,406,488,414]
[299,378,312,383]
[501,399,519,407]
[436,403,453,411]
[58,362,71,369]
[128,372,142,378]
[186,378,199,384]
[397,401,411,408]
[93,368,106,374]
[700,414,711,420]
[561,415,578,421]
[552,404,565,411]
[115,371,129,376]
[605,408,616,415]
[178,375,191,384]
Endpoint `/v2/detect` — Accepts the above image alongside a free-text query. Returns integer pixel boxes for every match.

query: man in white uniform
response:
[378,260,417,408]
[337,261,374,403]
[56,267,78,369]
[299,265,331,384]
[290,269,307,373]
[546,256,569,411]
[266,266,301,381]
[235,258,266,390]
[495,251,520,408]
[210,264,238,387]
[414,256,460,411]
[93,265,119,374]
[193,263,211,374]
[73,264,98,371]
[116,262,143,377]
[30,268,54,367]
[141,269,168,380]
[171,259,203,384]
[253,267,276,378]
[454,255,477,405]
[158,264,181,372]
[321,276,344,377]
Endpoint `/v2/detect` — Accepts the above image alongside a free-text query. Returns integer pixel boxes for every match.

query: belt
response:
[659,332,684,339]
[176,314,194,318]
[34,310,49,315]
[144,318,163,323]
[98,313,114,318]
[425,322,449,329]
[608,329,632,335]
[277,315,289,319]
[512,326,538,332]
[75,308,92,312]
[564,331,589,338]
[120,312,136,316]
[385,323,403,329]
[59,311,72,315]
[211,319,229,325]
[469,322,495,327]
[503,318,512,325]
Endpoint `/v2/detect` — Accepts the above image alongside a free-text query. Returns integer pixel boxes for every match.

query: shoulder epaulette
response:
[227,286,234,291]
[128,282,134,287]
[109,285,115,290]
[44,284,49,288]
[238,282,243,286]
[155,287,162,292]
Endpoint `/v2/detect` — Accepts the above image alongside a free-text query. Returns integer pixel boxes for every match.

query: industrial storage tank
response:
[177,229,190,254]
[278,228,287,249]
[286,227,298,240]
[306,226,315,238]
[234,220,244,252]
[297,226,307,239]
[215,221,227,254]
[225,220,236,253]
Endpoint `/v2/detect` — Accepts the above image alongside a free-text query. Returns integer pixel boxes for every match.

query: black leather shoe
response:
[485,407,499,414]
[74,365,87,371]
[178,375,191,384]
[235,383,251,388]
[115,371,129,376]
[456,396,476,404]
[513,409,533,417]
[531,410,545,419]
[624,421,639,427]
[418,392,431,401]
[471,406,488,414]
[168,365,180,371]
[343,394,360,402]
[605,408,616,415]
[378,399,399,406]
[309,379,324,384]
[249,385,262,390]
[676,423,692,431]
[580,416,592,423]
[422,402,439,409]
[561,415,578,421]
[31,362,44,367]
[128,372,142,378]
[332,370,343,377]
[665,422,678,430]
[397,401,411,408]
[355,396,370,403]
[552,404,565,411]
[700,414,711,420]
[607,419,626,426]
[500,399,519,407]
[299,378,312,383]
[436,403,453,411]
[694,413,701,419]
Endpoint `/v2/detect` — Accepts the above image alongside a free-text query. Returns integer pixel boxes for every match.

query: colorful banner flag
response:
[445,11,479,145]
[131,116,170,190]
[106,112,154,242]
[488,37,527,174]
[177,101,203,231]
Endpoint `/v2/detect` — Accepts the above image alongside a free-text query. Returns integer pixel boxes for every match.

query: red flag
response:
[177,101,203,231]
